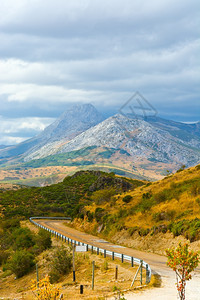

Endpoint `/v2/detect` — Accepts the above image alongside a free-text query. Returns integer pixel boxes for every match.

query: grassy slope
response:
[71,165,200,245]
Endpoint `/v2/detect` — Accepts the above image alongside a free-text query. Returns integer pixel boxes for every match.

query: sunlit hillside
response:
[71,165,200,251]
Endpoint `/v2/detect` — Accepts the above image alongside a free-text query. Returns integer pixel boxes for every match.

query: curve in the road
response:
[30,217,152,284]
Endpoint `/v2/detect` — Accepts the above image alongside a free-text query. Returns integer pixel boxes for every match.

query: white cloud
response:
[0,116,54,145]
[0,136,26,145]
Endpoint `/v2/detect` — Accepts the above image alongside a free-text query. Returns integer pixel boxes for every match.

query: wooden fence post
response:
[115,265,118,280]
[73,245,76,282]
[92,261,95,290]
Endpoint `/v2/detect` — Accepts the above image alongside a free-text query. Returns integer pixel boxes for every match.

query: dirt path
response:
[36,220,200,299]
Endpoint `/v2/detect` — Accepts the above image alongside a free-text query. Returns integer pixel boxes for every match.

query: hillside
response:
[69,165,200,253]
[0,170,144,219]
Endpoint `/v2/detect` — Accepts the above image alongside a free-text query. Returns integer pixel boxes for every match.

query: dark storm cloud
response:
[0,0,199,144]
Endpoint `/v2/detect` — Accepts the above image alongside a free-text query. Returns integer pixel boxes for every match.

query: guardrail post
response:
[121,254,124,263]
[131,257,134,267]
[140,260,143,285]
[97,248,99,255]
[104,249,106,258]
[112,252,114,260]
[86,244,88,251]
[146,265,150,284]
[91,246,93,253]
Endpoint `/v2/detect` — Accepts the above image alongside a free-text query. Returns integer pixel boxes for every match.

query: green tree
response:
[166,243,199,300]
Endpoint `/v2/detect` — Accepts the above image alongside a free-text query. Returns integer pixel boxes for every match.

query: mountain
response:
[0,104,200,185]
[0,104,104,160]
[24,114,200,168]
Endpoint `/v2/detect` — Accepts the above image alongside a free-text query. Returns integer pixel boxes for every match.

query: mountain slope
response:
[138,116,200,146]
[24,114,200,170]
[0,103,104,160]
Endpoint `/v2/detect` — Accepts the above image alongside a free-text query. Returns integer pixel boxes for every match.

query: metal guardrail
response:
[30,217,152,284]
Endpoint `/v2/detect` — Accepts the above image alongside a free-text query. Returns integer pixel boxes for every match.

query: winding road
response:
[36,219,200,300]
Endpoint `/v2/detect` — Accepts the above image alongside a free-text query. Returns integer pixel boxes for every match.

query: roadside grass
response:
[0,221,151,299]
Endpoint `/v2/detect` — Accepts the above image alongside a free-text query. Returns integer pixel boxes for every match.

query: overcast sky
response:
[0,0,199,145]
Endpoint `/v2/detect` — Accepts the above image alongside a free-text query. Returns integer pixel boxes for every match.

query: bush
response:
[7,250,35,278]
[94,207,105,222]
[1,218,20,232]
[122,195,132,203]
[153,190,168,203]
[35,229,52,252]
[49,246,72,283]
[91,188,116,204]
[0,250,10,266]
[12,227,35,250]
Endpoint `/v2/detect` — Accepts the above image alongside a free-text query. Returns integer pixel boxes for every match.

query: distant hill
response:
[0,170,144,218]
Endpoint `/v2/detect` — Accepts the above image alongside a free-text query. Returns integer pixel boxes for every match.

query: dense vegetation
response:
[0,219,51,278]
[0,170,142,219]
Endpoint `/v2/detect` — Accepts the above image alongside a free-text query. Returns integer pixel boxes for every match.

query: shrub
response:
[196,198,200,206]
[138,228,150,236]
[12,227,35,250]
[49,246,72,283]
[0,250,9,266]
[176,164,186,173]
[86,211,94,222]
[1,218,20,232]
[122,195,132,203]
[191,183,200,197]
[91,188,116,204]
[7,250,35,278]
[138,197,155,213]
[94,207,105,222]
[35,229,52,253]
[153,190,168,203]
[32,275,61,299]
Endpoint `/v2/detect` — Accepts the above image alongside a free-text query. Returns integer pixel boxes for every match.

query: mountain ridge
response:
[0,103,104,160]
[0,103,200,183]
